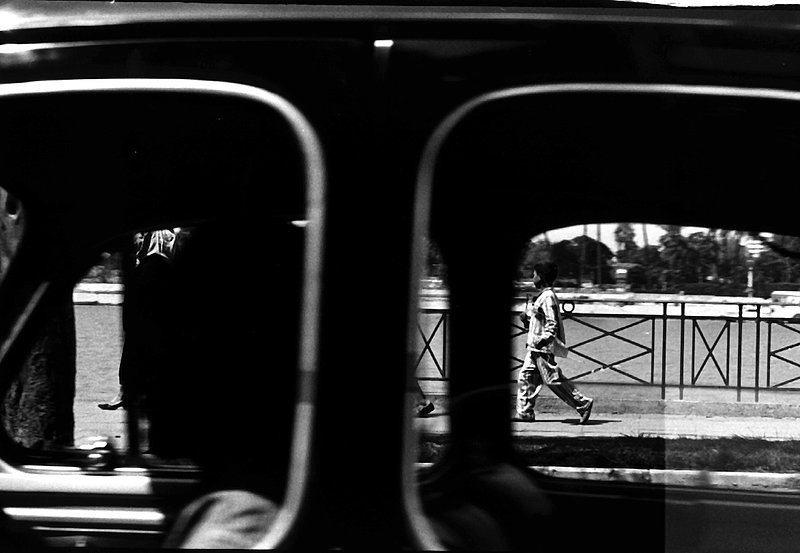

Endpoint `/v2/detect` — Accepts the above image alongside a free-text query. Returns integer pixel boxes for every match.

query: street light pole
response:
[743,236,767,297]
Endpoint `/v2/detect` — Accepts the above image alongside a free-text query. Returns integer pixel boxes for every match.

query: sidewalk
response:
[415,385,800,440]
[416,409,800,441]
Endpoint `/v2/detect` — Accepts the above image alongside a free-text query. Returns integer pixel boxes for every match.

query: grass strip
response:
[418,433,800,472]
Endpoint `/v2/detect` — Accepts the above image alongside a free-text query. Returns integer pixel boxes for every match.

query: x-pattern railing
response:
[767,320,800,388]
[416,309,448,379]
[564,316,653,384]
[692,319,731,386]
[414,296,800,402]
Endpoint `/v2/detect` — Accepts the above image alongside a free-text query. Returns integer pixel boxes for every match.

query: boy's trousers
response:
[516,351,591,417]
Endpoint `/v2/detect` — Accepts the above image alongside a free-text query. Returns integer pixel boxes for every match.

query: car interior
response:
[0,1,799,551]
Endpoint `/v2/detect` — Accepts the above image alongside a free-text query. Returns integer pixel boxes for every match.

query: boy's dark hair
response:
[533,261,559,286]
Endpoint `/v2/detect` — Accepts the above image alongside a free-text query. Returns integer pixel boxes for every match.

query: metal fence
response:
[415,293,800,403]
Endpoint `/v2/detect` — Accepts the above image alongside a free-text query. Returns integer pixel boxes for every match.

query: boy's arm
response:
[519,294,532,328]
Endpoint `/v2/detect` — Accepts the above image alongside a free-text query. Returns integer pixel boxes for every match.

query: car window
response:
[414,237,450,462]
[511,223,800,487]
[411,82,800,515]
[74,251,126,452]
[415,222,800,490]
[0,84,316,486]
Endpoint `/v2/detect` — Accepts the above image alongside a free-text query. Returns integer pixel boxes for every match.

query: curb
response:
[530,466,800,491]
[415,463,800,491]
[73,283,123,306]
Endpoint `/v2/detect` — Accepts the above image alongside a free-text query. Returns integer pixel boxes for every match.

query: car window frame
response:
[0,77,326,547]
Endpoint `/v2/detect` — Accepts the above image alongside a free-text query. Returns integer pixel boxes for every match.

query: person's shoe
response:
[513,412,535,422]
[416,401,435,417]
[98,393,125,410]
[578,399,594,425]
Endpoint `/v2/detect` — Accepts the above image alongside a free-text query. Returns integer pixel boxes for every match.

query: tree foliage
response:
[519,234,615,285]
[424,225,800,297]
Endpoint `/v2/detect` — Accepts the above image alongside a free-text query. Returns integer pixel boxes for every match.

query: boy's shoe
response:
[513,412,536,422]
[416,401,435,417]
[578,399,594,425]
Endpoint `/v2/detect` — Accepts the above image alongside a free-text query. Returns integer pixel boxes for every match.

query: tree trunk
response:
[0,189,75,449]
[2,299,76,449]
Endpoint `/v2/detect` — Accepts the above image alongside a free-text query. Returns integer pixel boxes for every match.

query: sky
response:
[537,223,710,251]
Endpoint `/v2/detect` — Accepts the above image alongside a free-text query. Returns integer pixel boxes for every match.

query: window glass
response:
[4,229,188,459]
[416,222,800,489]
[511,223,800,489]
[75,251,126,451]
[415,237,449,465]
[5,216,304,472]
[0,89,308,485]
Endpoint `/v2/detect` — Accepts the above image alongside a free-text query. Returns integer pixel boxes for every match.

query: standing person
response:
[98,231,144,410]
[127,228,178,454]
[515,261,594,424]
[99,229,176,425]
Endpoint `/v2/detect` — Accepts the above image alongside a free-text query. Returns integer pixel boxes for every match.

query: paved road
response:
[75,304,126,449]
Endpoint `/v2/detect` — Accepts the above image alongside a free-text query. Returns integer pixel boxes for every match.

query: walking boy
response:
[516,261,594,424]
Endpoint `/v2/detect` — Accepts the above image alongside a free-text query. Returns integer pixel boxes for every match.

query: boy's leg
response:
[534,354,592,413]
[516,353,543,419]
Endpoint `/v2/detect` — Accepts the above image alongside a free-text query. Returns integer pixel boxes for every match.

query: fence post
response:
[650,317,656,384]
[679,302,685,400]
[767,320,772,388]
[755,304,761,403]
[691,318,696,386]
[737,303,743,402]
[443,312,448,379]
[662,301,668,400]
[725,319,730,386]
